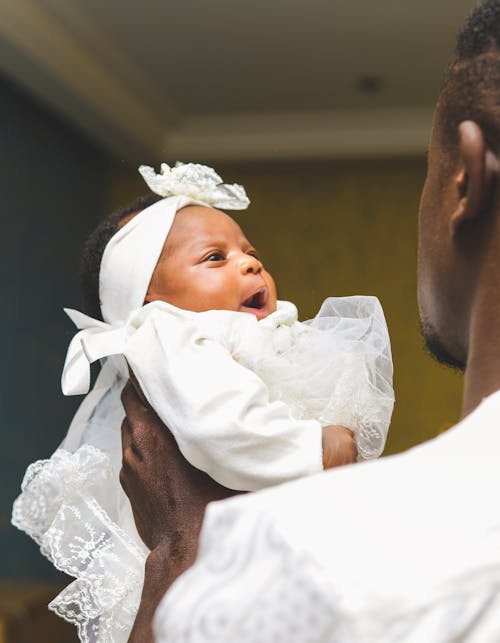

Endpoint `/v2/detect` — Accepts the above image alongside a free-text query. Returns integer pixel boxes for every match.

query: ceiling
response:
[0,0,477,162]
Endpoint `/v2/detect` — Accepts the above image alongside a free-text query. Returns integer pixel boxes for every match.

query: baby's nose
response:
[239,254,262,274]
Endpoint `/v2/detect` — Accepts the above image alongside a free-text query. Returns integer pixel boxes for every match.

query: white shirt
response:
[154,389,500,643]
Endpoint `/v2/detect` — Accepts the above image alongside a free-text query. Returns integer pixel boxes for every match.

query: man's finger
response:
[121,378,143,413]
[122,377,164,431]
[121,415,133,455]
[121,382,147,462]
[120,382,136,450]
[126,365,150,407]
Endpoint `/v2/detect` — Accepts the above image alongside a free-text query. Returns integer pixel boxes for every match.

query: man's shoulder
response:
[203,386,500,568]
[155,389,500,643]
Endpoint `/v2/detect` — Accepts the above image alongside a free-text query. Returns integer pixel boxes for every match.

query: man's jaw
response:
[420,320,466,371]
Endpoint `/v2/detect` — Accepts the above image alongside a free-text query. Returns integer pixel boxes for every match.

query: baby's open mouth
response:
[241,288,267,311]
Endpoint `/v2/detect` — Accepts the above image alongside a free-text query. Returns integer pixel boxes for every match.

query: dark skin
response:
[418,118,500,417]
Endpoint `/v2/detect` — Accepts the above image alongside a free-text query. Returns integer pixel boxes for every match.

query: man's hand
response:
[120,376,239,550]
[120,375,239,642]
[322,425,358,468]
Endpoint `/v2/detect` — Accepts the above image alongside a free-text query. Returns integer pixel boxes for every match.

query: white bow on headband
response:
[61,162,250,397]
[138,162,250,209]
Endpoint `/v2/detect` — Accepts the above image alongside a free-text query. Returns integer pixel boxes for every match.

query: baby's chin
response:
[238,302,276,320]
[146,294,276,320]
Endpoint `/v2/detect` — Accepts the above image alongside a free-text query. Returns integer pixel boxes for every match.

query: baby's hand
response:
[322,425,358,468]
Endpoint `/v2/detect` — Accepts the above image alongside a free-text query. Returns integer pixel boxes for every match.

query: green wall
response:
[0,73,110,580]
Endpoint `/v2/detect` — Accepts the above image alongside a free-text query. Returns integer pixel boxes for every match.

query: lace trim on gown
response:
[12,445,146,643]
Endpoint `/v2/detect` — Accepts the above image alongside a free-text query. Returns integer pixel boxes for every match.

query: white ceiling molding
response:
[166,107,433,162]
[0,0,178,159]
[0,0,433,162]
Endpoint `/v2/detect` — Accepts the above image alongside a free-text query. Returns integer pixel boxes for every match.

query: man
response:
[121,1,500,640]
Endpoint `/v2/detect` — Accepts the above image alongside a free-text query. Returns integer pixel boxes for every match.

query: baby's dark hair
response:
[437,0,500,158]
[80,194,161,320]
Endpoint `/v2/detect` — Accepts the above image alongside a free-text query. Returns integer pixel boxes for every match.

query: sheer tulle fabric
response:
[254,296,394,459]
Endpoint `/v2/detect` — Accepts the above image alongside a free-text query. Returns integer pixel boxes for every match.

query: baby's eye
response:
[247,250,260,260]
[205,252,225,262]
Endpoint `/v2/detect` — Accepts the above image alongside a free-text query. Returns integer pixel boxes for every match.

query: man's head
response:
[145,206,277,320]
[418,0,500,369]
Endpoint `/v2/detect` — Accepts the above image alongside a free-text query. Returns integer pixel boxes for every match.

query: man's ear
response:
[451,120,499,232]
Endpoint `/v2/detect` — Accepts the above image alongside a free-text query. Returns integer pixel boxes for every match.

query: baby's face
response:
[146,206,277,320]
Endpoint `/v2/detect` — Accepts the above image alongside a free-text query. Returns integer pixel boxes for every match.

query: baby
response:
[13,163,394,642]
[117,203,358,485]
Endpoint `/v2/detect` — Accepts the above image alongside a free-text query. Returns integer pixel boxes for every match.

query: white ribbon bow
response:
[61,308,127,396]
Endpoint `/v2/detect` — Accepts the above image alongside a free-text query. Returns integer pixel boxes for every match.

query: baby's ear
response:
[451,121,499,232]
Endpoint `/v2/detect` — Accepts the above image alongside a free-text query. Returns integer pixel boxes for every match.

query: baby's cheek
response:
[197,276,239,312]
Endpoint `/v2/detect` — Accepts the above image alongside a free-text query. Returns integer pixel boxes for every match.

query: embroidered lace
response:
[12,445,146,643]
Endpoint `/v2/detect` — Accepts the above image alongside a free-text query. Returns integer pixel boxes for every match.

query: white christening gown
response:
[12,295,394,642]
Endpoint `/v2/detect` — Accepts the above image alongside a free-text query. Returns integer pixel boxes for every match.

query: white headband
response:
[99,194,198,323]
[62,162,249,395]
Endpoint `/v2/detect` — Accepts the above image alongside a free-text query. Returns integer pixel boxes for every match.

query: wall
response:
[0,72,110,581]
[111,159,463,456]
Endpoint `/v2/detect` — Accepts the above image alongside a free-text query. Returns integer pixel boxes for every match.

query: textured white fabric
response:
[12,357,149,643]
[155,390,500,643]
[138,163,250,208]
[12,445,146,643]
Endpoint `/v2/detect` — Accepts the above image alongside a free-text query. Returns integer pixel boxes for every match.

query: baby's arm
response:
[124,308,354,491]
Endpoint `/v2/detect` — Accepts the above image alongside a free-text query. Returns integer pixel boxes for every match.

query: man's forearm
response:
[128,539,194,643]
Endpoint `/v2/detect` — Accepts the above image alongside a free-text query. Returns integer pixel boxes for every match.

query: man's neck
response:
[462,282,500,417]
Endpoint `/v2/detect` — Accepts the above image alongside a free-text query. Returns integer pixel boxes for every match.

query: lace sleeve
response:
[12,445,147,643]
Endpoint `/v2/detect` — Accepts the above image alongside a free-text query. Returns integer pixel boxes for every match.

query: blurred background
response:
[0,0,474,640]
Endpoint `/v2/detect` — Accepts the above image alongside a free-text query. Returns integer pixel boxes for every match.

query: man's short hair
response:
[80,194,161,320]
[455,0,500,60]
[437,0,500,158]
